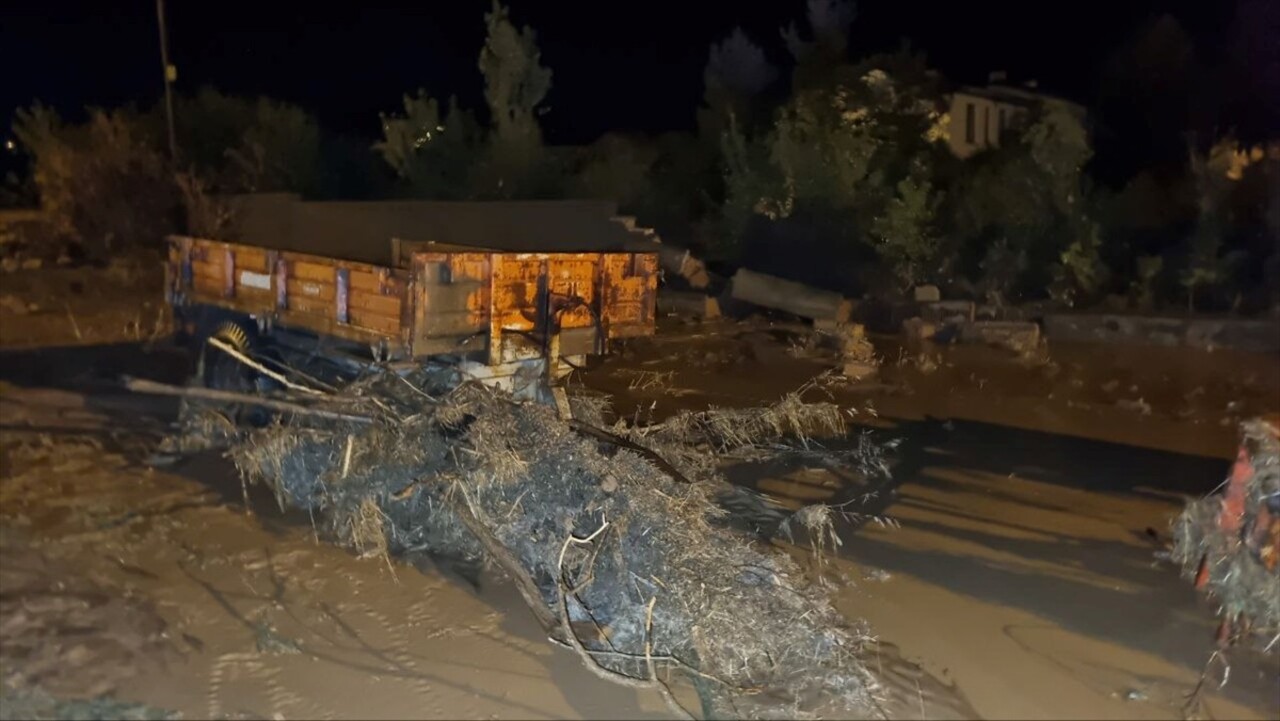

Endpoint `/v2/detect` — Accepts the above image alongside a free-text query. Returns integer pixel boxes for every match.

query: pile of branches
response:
[161,363,894,718]
[1172,417,1280,653]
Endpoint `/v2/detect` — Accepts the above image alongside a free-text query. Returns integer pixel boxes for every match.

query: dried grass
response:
[217,366,891,718]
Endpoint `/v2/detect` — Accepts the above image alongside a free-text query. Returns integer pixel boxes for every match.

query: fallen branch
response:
[123,377,374,424]
[567,419,696,485]
[447,482,560,634]
[554,520,696,720]
[207,336,325,395]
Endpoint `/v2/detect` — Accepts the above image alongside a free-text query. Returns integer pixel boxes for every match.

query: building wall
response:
[947,93,1025,158]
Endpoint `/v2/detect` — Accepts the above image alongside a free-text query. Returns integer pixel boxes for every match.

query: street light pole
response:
[155,0,178,161]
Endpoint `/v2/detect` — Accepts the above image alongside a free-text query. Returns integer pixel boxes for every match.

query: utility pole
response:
[155,0,178,160]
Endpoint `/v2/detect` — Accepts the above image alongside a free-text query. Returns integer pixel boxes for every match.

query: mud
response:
[2,277,1279,719]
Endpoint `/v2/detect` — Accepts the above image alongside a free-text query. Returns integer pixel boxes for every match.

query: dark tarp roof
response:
[224,194,659,266]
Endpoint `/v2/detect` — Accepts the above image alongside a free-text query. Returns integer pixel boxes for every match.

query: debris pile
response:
[206,366,890,719]
[832,324,879,381]
[1172,417,1280,652]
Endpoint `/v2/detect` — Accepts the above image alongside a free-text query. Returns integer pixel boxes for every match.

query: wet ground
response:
[1,307,1278,719]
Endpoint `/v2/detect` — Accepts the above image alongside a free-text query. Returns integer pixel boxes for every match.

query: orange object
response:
[166,235,658,364]
[1218,446,1253,534]
[1194,555,1211,589]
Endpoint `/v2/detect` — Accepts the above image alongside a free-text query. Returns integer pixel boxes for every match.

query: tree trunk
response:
[729,269,853,323]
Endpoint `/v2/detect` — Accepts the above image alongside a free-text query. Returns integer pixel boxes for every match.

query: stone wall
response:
[1042,313,1280,354]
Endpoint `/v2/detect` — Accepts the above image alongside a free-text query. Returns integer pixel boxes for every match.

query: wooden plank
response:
[275,309,403,347]
[191,262,224,283]
[184,292,273,317]
[287,294,337,317]
[192,275,225,297]
[232,287,273,304]
[347,291,401,316]
[229,247,269,272]
[349,270,385,294]
[349,308,402,335]
[291,261,338,283]
[286,278,336,302]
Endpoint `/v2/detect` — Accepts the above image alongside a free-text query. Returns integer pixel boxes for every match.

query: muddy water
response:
[593,323,1280,720]
[4,324,1279,719]
[871,641,982,720]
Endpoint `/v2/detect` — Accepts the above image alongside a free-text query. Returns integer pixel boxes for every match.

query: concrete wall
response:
[220,194,651,266]
[1042,313,1280,355]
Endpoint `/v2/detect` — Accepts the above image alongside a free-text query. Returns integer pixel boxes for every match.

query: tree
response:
[376,90,481,199]
[569,133,656,209]
[779,0,858,96]
[951,101,1103,304]
[716,112,779,259]
[168,88,328,195]
[12,104,176,258]
[870,167,942,289]
[1181,138,1245,311]
[781,0,857,66]
[473,1,556,198]
[699,28,778,140]
[710,39,951,284]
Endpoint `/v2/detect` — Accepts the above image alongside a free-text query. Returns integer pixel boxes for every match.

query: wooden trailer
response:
[165,234,658,375]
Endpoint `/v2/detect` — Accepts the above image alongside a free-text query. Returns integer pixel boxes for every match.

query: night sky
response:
[0,0,1252,145]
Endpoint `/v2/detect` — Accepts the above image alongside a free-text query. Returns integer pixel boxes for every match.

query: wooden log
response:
[447,485,561,635]
[123,377,375,424]
[656,246,710,290]
[657,288,721,319]
[729,269,852,323]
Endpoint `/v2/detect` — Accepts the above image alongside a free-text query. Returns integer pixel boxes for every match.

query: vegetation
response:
[12,105,176,258]
[6,2,1277,313]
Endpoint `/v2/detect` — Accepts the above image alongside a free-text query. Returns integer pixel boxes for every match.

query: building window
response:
[965,103,975,144]
[999,108,1007,131]
[984,106,991,144]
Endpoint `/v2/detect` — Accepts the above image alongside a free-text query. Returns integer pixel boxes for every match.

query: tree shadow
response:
[727,413,1280,712]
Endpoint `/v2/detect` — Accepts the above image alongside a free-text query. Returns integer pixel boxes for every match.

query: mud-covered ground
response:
[1,270,1278,720]
[0,255,168,349]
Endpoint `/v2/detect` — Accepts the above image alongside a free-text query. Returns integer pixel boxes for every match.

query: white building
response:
[947,73,1086,158]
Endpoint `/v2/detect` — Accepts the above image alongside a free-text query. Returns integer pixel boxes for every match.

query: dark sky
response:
[0,0,1246,145]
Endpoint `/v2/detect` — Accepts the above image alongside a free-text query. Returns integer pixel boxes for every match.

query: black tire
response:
[198,320,280,427]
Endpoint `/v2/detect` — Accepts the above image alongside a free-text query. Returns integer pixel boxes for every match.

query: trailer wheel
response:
[198,320,281,427]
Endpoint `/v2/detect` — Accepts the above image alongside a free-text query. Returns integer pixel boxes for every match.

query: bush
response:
[13,105,177,259]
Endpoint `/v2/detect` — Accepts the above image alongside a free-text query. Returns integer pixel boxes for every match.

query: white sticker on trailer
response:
[239,270,272,290]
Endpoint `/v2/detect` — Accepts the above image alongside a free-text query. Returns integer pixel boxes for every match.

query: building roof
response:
[952,83,1084,115]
